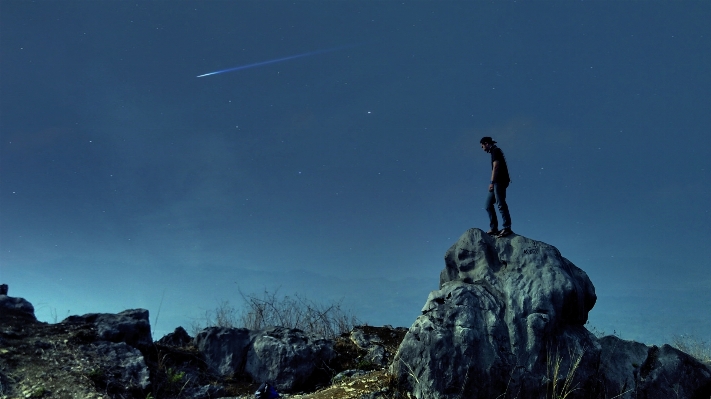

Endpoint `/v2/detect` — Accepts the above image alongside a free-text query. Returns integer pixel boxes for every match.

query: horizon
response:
[1,1,709,344]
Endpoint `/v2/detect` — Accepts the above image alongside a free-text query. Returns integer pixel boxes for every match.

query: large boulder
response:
[636,344,711,398]
[62,309,153,351]
[245,326,335,392]
[599,335,711,399]
[392,229,711,398]
[597,335,649,398]
[392,229,600,398]
[195,327,253,376]
[83,341,151,394]
[0,285,36,322]
[439,228,596,327]
[195,326,335,392]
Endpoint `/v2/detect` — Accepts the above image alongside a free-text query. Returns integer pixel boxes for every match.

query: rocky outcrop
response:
[247,326,335,391]
[195,327,253,376]
[195,325,335,392]
[3,224,710,399]
[84,341,151,394]
[599,336,711,399]
[393,229,599,398]
[157,326,192,347]
[597,335,649,397]
[0,286,36,322]
[56,310,153,395]
[0,286,392,398]
[439,228,596,327]
[391,228,711,399]
[350,326,387,367]
[1,284,401,398]
[0,292,152,398]
[62,308,153,351]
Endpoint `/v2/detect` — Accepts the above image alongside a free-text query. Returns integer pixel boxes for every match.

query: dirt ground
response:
[0,310,409,399]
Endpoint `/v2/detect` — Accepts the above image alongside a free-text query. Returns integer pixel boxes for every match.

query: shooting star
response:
[197,45,356,78]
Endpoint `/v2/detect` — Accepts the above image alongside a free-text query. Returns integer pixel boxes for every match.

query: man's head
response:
[480,136,497,153]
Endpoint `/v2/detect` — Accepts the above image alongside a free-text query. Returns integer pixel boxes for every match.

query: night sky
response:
[1,1,709,343]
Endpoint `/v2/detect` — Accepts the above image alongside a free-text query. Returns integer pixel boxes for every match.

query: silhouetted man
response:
[480,137,512,237]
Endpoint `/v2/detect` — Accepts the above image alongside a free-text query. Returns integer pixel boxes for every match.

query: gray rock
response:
[0,294,36,321]
[394,281,600,398]
[598,335,649,398]
[637,344,711,399]
[599,336,711,398]
[195,327,253,376]
[351,326,387,367]
[194,326,335,392]
[351,327,382,348]
[392,228,601,398]
[245,326,335,392]
[393,229,711,398]
[158,326,193,347]
[62,309,152,351]
[84,341,151,392]
[439,228,596,326]
[364,345,387,367]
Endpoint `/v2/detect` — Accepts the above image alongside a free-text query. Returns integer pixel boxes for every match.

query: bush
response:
[193,288,359,339]
[238,288,359,338]
[671,334,711,365]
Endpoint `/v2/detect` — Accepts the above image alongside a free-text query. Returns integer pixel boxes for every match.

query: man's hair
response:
[480,136,497,145]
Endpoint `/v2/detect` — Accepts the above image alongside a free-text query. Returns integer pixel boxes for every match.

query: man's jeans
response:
[486,182,511,231]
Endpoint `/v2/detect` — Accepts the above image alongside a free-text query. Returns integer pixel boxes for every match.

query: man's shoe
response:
[497,228,513,237]
[486,229,499,236]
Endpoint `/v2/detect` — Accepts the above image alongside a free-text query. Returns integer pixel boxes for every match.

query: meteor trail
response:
[197,45,355,78]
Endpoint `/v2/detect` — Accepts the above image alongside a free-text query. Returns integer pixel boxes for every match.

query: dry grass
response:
[546,346,585,399]
[238,288,359,339]
[671,334,711,365]
[191,288,359,339]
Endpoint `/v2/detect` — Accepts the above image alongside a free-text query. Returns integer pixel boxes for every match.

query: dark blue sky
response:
[1,1,709,342]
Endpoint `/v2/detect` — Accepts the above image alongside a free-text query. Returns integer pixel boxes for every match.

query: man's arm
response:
[489,160,499,191]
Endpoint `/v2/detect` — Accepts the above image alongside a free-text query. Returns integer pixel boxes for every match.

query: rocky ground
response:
[0,301,408,399]
[3,228,710,399]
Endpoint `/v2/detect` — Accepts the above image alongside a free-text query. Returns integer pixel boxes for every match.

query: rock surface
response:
[0,296,152,398]
[597,335,650,398]
[392,228,711,399]
[599,336,711,399]
[195,327,253,376]
[196,325,335,392]
[246,326,335,391]
[84,341,151,394]
[157,325,193,347]
[62,308,153,351]
[0,288,402,398]
[439,228,596,327]
[350,326,388,367]
[0,293,36,321]
[2,224,710,399]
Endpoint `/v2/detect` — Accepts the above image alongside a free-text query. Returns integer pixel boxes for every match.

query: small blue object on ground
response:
[255,382,280,399]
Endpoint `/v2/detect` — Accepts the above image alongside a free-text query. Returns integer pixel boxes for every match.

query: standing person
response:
[480,137,513,237]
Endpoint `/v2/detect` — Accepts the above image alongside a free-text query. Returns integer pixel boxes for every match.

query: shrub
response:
[193,288,359,339]
[671,334,711,365]
[238,288,359,338]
